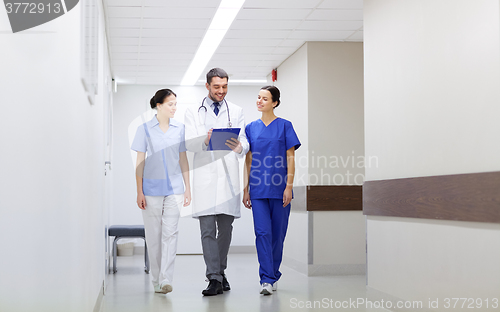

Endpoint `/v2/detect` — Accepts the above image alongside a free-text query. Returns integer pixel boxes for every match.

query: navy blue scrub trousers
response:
[251,198,291,285]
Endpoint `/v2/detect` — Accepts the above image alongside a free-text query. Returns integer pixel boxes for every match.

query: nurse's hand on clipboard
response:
[225,137,242,154]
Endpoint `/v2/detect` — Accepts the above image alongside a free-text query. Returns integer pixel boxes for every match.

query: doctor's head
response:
[150,88,177,119]
[206,68,229,103]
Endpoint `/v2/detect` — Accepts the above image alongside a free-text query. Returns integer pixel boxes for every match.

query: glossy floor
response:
[100,253,386,312]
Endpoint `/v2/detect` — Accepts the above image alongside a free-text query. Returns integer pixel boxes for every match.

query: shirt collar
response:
[207,99,228,114]
[207,97,224,108]
[205,97,215,107]
[147,115,179,128]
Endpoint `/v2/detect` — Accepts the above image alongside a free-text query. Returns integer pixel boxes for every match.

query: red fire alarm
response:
[271,68,277,82]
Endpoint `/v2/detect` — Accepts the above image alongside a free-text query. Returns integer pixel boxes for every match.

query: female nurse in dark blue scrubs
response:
[242,86,301,295]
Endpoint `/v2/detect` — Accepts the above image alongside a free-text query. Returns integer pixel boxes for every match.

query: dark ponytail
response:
[150,89,176,109]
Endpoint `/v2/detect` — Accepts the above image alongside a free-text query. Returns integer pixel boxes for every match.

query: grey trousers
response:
[199,214,234,282]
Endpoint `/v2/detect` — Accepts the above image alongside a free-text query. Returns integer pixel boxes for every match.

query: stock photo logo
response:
[4,0,79,33]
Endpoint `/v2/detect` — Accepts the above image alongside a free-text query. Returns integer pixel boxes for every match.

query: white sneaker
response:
[272,282,277,291]
[155,283,173,294]
[160,283,173,294]
[260,283,272,295]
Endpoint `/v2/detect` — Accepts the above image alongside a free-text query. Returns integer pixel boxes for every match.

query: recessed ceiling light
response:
[181,0,245,86]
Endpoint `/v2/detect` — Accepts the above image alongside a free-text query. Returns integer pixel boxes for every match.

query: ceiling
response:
[103,0,363,86]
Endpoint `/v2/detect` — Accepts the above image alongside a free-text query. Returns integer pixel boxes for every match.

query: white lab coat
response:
[184,100,249,218]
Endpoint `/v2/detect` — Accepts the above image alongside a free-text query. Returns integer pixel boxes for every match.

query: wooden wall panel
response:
[307,186,362,211]
[363,171,500,223]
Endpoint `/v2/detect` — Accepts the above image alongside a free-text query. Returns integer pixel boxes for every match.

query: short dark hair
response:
[206,68,229,84]
[150,89,176,109]
[260,85,281,108]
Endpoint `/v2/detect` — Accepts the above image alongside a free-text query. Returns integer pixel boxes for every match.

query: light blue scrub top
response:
[245,118,301,199]
[131,115,187,196]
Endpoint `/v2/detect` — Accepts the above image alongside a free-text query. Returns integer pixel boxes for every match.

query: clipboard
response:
[208,128,241,151]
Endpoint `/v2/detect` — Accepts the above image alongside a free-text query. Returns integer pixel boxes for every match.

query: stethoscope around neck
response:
[198,97,232,128]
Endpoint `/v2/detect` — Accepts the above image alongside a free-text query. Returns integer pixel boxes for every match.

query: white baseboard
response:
[283,256,365,276]
[282,256,308,275]
[93,281,104,312]
[308,263,365,276]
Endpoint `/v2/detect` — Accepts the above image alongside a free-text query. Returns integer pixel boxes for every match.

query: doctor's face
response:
[256,89,277,112]
[206,77,228,103]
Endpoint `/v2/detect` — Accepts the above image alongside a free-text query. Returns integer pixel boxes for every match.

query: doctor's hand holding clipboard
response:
[204,128,243,153]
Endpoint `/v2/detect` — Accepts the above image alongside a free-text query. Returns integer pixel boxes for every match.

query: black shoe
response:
[222,274,231,291]
[202,279,223,296]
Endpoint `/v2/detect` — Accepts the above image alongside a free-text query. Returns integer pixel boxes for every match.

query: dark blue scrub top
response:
[245,118,301,199]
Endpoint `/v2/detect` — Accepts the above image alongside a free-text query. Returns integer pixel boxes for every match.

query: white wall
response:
[112,84,262,253]
[0,3,110,312]
[364,0,500,306]
[312,211,365,273]
[278,42,366,276]
[308,42,365,186]
[275,44,311,273]
[275,44,309,187]
[307,42,366,274]
[364,0,500,181]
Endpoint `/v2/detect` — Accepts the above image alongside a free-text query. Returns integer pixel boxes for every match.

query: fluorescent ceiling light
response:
[181,0,245,86]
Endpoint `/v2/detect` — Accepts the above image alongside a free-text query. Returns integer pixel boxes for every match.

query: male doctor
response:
[184,68,249,296]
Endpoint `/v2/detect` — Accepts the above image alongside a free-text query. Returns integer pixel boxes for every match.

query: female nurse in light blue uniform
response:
[131,89,191,294]
[242,86,301,295]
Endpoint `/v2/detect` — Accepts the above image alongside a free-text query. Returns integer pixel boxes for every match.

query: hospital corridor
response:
[101,253,372,312]
[1,0,499,312]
